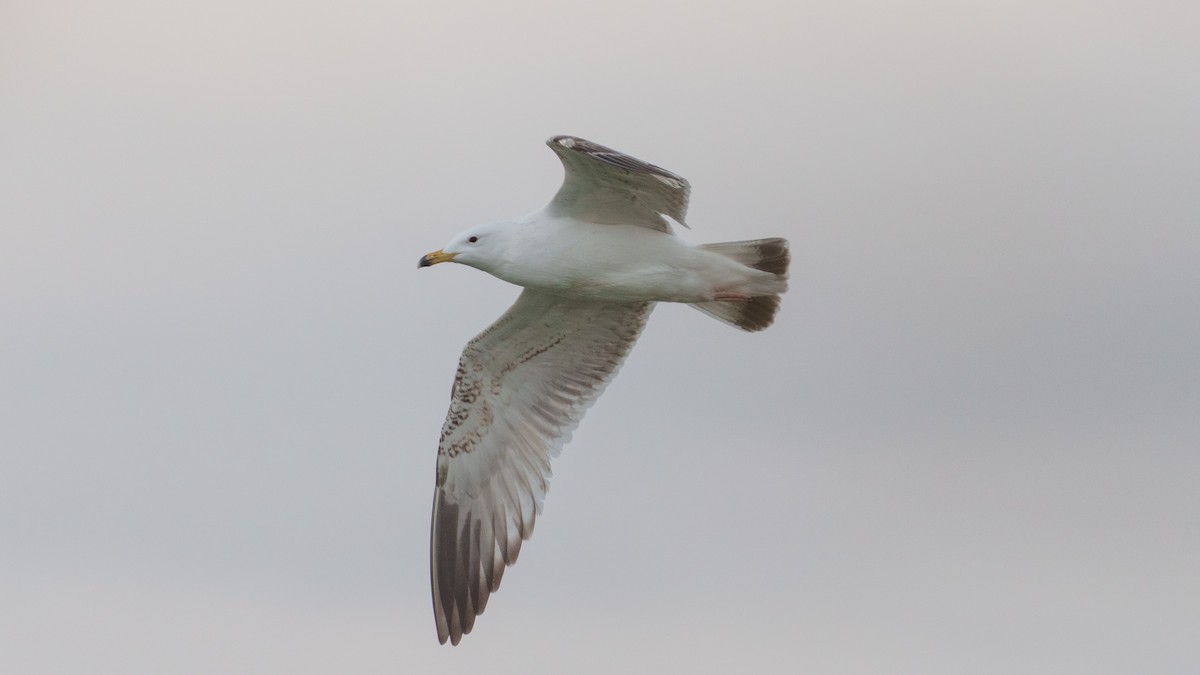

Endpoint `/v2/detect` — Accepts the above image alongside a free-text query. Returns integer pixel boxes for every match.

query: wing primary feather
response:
[430,291,654,644]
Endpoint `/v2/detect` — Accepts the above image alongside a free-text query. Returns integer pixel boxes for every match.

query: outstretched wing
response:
[545,135,691,232]
[431,289,654,645]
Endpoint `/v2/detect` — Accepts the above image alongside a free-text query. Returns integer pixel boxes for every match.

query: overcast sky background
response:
[3,1,1198,673]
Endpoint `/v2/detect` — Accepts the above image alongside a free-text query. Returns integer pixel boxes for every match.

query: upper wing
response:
[431,289,654,645]
[544,135,691,232]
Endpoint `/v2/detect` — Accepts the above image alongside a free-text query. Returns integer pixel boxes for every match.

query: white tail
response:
[691,238,790,332]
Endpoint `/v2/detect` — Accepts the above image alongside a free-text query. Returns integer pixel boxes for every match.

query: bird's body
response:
[470,215,781,304]
[418,135,790,645]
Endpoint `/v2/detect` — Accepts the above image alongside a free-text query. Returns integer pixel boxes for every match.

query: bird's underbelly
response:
[491,222,735,303]
[497,251,715,303]
[501,263,706,302]
[557,264,711,302]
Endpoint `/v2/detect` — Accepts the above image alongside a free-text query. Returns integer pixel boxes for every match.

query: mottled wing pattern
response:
[545,135,691,232]
[431,289,654,645]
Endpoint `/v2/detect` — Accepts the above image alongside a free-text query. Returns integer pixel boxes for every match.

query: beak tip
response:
[419,249,454,268]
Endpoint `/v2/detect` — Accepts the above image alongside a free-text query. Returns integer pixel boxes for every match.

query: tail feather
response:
[692,238,790,332]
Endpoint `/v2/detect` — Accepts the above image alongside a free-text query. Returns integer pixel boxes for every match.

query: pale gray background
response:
[3,1,1197,673]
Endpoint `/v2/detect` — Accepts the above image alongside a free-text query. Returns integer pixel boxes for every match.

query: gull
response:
[418,135,790,644]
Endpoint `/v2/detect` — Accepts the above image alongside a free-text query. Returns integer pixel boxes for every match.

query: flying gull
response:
[418,135,790,644]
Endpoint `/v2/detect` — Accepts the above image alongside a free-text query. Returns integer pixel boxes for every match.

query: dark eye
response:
[468,236,478,243]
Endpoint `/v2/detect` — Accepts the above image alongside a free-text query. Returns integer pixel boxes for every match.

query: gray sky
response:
[3,1,1198,673]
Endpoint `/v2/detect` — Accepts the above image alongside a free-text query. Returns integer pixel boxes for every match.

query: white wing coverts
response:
[431,289,654,645]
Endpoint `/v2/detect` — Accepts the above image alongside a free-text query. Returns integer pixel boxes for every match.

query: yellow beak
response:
[418,249,457,268]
